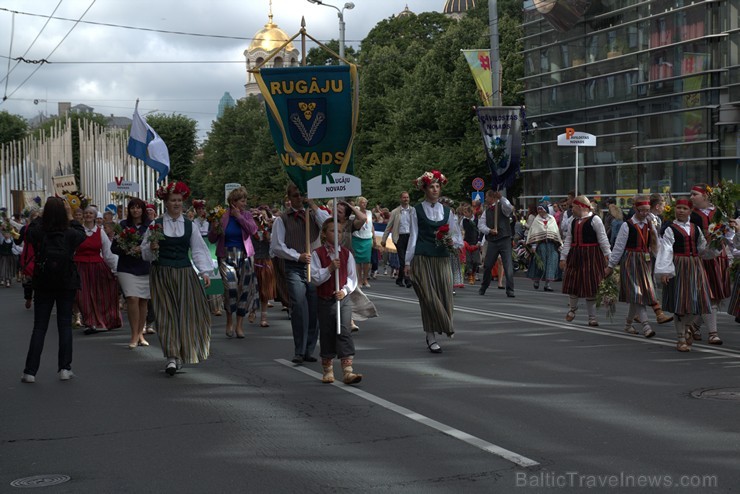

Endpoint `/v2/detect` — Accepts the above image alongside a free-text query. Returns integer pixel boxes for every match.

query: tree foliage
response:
[0,110,28,145]
[192,97,288,206]
[306,39,357,66]
[145,113,198,183]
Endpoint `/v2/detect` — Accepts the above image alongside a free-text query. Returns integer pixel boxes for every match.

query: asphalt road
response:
[1,272,739,493]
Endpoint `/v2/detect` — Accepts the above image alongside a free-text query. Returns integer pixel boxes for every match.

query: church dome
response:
[249,15,295,53]
[397,4,415,18]
[443,0,477,15]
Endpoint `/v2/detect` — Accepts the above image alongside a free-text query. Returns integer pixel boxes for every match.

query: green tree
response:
[0,111,28,145]
[305,39,357,66]
[145,113,198,183]
[194,97,288,206]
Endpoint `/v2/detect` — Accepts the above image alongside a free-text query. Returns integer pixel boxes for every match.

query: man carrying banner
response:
[478,189,516,298]
[270,184,330,364]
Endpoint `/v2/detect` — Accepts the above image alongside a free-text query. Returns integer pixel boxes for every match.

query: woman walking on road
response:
[21,197,86,383]
[142,181,213,376]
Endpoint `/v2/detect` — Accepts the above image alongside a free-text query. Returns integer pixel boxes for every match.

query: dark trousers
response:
[395,234,410,284]
[24,289,75,375]
[22,276,33,301]
[481,236,515,295]
[285,261,319,358]
[317,297,355,359]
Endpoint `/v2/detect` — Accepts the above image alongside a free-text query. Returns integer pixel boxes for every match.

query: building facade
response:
[521,0,740,201]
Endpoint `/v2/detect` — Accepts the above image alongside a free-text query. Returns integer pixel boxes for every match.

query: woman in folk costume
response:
[525,200,562,292]
[252,206,277,327]
[688,183,728,345]
[559,195,611,326]
[310,218,362,385]
[75,205,121,334]
[193,199,223,318]
[141,181,212,376]
[405,170,463,353]
[111,198,152,348]
[335,200,378,331]
[655,199,713,352]
[440,197,464,291]
[208,187,259,339]
[605,196,661,339]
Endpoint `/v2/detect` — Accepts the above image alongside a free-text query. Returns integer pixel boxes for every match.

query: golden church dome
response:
[249,15,295,53]
[443,0,476,14]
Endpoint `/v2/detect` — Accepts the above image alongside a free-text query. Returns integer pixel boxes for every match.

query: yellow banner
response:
[462,50,494,106]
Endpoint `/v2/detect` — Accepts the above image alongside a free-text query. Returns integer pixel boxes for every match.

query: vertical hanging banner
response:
[255,65,359,193]
[476,107,524,190]
[462,49,494,106]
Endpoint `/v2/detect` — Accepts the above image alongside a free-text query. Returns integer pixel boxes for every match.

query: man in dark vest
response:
[478,189,515,298]
[270,183,330,363]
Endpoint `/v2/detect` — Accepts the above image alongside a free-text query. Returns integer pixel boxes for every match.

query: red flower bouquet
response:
[145,223,166,261]
[434,224,456,254]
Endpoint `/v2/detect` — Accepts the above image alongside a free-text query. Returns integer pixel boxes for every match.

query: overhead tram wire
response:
[0,7,363,44]
[1,0,96,104]
[0,0,65,88]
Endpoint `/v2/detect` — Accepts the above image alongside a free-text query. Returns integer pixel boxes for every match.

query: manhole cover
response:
[692,388,740,401]
[10,475,70,488]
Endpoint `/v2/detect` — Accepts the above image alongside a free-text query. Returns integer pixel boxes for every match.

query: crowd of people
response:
[4,173,739,383]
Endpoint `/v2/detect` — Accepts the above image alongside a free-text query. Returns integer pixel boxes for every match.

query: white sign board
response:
[106,180,140,193]
[52,174,77,194]
[307,173,362,199]
[557,130,597,147]
[224,183,241,202]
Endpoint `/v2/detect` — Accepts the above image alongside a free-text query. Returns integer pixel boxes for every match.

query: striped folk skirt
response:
[703,254,731,301]
[562,245,606,299]
[254,256,277,304]
[727,270,740,317]
[150,264,211,363]
[76,261,122,329]
[218,248,259,317]
[527,241,559,282]
[618,251,658,305]
[662,256,711,316]
[410,255,454,336]
[272,257,291,308]
[0,254,14,280]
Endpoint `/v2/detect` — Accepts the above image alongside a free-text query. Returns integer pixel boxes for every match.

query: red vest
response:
[73,229,104,263]
[314,245,349,299]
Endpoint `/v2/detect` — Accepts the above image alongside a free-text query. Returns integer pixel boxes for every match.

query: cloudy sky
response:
[0,0,445,142]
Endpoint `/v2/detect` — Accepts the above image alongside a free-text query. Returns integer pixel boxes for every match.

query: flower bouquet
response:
[706,180,740,250]
[207,205,227,235]
[434,224,457,255]
[145,223,166,261]
[596,266,620,321]
[114,225,143,257]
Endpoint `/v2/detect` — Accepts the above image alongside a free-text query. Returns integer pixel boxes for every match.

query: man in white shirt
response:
[381,191,413,288]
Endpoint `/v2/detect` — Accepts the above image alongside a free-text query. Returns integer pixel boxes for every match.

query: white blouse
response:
[310,245,358,297]
[140,213,213,274]
[559,213,611,261]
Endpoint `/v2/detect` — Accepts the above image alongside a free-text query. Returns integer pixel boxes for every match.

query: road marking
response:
[367,293,740,360]
[275,359,540,468]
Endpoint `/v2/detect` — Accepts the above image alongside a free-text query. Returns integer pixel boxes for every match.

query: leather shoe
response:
[478,287,486,295]
[507,293,515,298]
[395,280,404,287]
[543,286,554,292]
[291,355,304,364]
[303,355,318,362]
[405,281,412,288]
[83,327,99,335]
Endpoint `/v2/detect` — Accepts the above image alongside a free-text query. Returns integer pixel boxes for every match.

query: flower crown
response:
[155,181,191,201]
[192,199,206,209]
[413,170,448,191]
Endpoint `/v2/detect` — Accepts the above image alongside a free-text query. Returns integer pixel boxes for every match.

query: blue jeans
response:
[24,289,75,375]
[285,261,318,358]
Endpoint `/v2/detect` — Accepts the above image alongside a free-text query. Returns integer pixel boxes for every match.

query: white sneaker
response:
[21,373,35,383]
[58,369,74,381]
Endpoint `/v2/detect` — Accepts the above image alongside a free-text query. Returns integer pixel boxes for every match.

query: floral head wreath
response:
[413,170,448,191]
[192,199,206,209]
[155,181,191,201]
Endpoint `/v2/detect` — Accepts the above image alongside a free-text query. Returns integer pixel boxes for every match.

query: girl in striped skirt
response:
[405,170,463,353]
[655,199,713,352]
[142,181,213,376]
[75,206,121,334]
[252,207,276,327]
[559,195,612,326]
[605,196,659,338]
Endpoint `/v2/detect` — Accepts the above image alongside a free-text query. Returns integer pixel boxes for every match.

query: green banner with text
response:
[255,65,359,193]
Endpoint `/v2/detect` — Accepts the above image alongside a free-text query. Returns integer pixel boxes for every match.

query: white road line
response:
[275,359,540,468]
[367,293,740,360]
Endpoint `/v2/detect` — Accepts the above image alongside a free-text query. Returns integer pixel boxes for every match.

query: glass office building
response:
[521,0,740,202]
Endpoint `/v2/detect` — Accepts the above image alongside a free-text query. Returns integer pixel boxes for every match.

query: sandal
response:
[426,336,442,354]
[708,333,723,345]
[248,312,256,324]
[260,315,269,327]
[624,325,638,335]
[225,326,234,338]
[691,325,702,341]
[565,309,576,322]
[588,320,599,327]
[676,341,691,352]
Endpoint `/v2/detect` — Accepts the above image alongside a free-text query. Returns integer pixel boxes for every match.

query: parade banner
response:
[52,174,77,194]
[462,50,494,106]
[476,107,523,190]
[255,65,359,193]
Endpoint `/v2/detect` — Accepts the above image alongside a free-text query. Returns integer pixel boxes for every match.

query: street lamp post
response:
[307,0,355,64]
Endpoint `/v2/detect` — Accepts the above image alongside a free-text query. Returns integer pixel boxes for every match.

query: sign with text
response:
[106,178,140,193]
[307,173,361,199]
[557,128,596,147]
[52,175,77,194]
[224,183,241,202]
